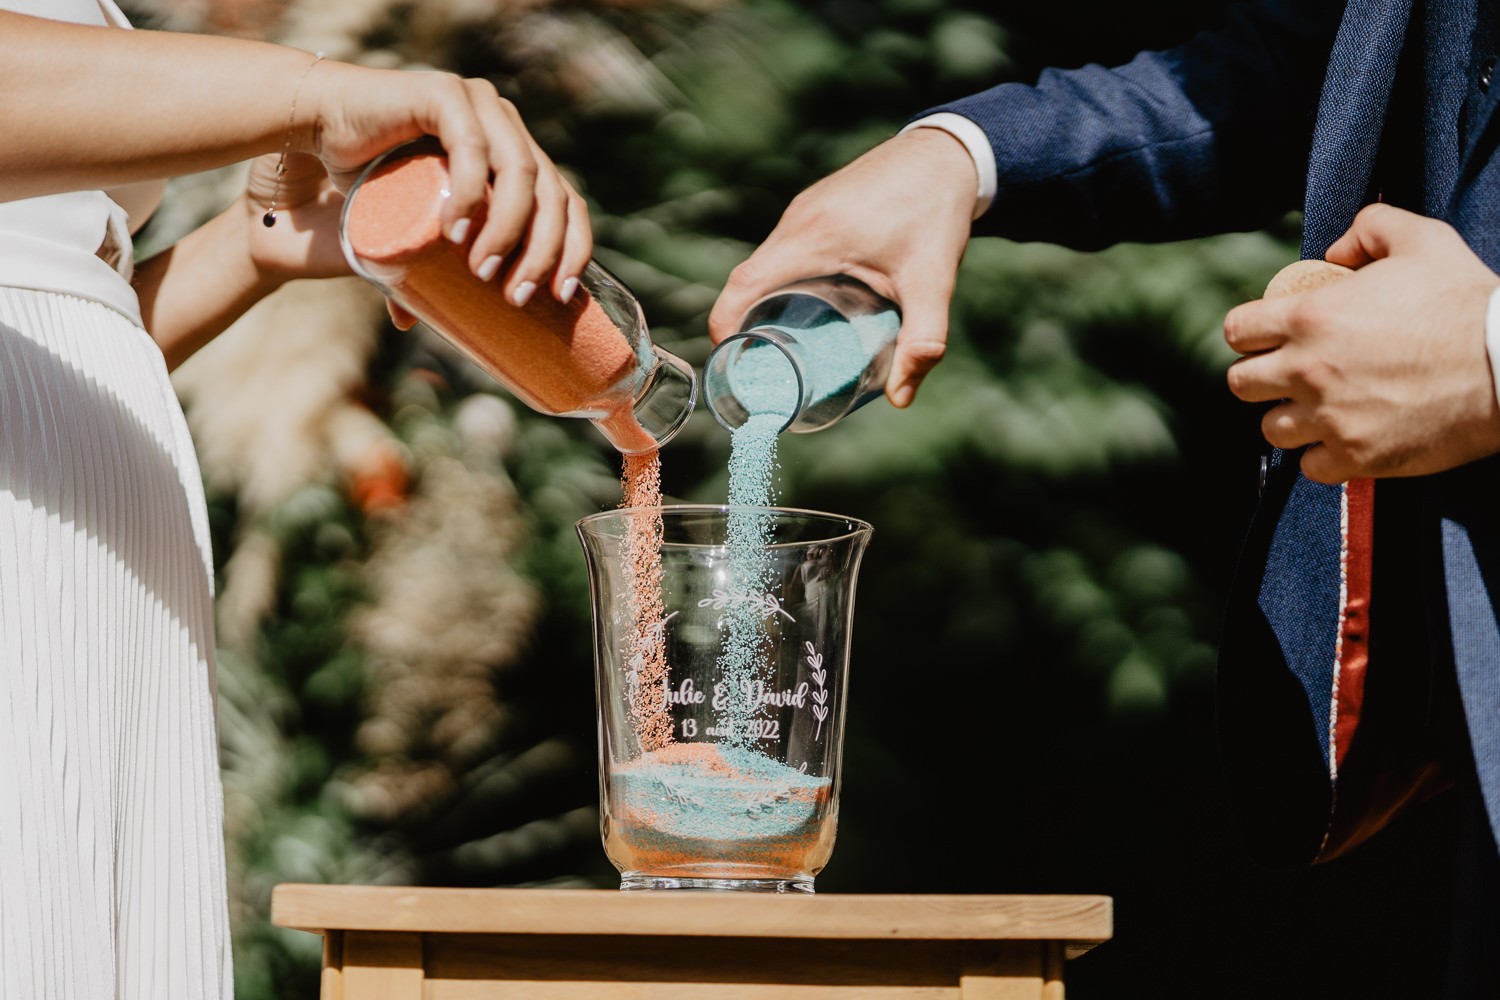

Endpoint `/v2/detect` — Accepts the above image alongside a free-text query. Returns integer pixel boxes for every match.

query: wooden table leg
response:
[1043,942,1065,1000]
[321,930,343,1000]
[342,930,424,1000]
[960,941,1066,1000]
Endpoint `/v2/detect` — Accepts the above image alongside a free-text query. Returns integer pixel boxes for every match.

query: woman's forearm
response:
[3,9,595,297]
[0,11,316,199]
[132,197,283,371]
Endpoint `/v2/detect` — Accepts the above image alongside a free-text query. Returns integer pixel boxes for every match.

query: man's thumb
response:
[1326,202,1428,268]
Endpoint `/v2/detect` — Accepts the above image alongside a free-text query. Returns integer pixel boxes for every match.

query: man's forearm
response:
[912,0,1343,248]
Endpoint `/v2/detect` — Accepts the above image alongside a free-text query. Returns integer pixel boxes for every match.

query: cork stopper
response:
[1262,259,1357,300]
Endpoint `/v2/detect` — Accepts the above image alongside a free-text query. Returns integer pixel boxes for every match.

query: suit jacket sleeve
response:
[916,0,1346,249]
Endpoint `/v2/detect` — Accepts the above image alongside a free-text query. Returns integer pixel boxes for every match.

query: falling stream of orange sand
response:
[621,452,672,751]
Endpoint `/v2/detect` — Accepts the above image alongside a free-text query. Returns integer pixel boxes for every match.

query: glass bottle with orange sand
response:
[339,139,696,454]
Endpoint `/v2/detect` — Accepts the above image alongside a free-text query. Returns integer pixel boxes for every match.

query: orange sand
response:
[344,150,655,451]
[620,451,672,751]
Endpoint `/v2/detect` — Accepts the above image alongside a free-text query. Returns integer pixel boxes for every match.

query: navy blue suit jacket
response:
[922,0,1500,866]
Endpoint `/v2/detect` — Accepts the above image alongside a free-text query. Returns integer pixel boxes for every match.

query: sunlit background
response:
[121,1,1455,996]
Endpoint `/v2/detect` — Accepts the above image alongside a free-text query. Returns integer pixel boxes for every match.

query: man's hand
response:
[1223,203,1500,483]
[707,127,977,408]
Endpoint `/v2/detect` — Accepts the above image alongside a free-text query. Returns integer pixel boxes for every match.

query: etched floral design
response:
[697,588,796,622]
[805,641,829,739]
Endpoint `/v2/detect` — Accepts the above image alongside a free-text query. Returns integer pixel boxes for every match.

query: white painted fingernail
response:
[559,276,580,303]
[447,218,471,244]
[477,255,503,282]
[512,281,537,307]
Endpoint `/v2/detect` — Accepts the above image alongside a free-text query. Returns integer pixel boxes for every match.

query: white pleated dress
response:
[0,2,234,997]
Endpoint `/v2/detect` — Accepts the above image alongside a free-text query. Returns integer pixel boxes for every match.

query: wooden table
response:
[271,884,1112,999]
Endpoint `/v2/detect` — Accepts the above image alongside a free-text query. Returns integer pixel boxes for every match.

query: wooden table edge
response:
[270,884,1112,953]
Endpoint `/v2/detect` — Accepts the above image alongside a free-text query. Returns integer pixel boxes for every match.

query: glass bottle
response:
[702,275,901,433]
[339,139,696,455]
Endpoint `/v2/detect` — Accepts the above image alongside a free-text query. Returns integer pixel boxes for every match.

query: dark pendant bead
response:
[262,211,277,228]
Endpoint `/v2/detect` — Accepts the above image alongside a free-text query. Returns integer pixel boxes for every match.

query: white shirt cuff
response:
[1486,284,1500,413]
[900,112,997,221]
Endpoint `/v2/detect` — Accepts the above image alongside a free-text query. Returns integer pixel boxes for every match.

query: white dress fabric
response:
[0,2,234,997]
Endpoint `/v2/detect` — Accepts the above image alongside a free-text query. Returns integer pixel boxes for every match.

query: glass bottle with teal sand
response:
[703,275,901,433]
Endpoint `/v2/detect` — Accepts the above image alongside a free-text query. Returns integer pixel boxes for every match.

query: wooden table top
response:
[271,885,1112,954]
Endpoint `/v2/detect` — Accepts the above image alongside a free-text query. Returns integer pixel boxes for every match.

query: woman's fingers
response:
[245,150,329,213]
[441,77,584,299]
[424,73,499,244]
[551,177,593,302]
[492,140,576,305]
[313,66,587,287]
[386,298,420,331]
[456,78,541,281]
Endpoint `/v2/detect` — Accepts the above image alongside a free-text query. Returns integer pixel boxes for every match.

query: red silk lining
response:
[1333,476,1374,772]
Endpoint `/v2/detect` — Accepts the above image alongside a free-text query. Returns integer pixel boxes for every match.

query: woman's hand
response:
[300,64,592,305]
[242,151,350,282]
[0,13,591,307]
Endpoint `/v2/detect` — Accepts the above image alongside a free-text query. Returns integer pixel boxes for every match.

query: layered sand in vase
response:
[342,150,655,452]
[606,742,833,878]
